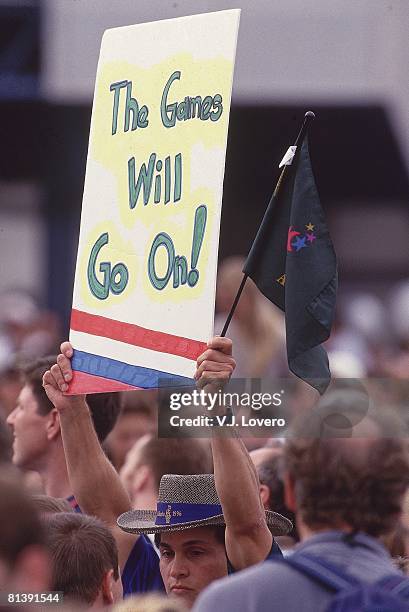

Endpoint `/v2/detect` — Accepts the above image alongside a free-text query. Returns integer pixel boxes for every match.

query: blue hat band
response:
[155,502,222,526]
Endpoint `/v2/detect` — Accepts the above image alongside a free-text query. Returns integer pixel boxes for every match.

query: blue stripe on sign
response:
[72,350,194,389]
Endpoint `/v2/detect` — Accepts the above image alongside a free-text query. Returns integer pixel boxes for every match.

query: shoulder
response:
[267,539,284,559]
[194,560,299,612]
[122,535,164,595]
[227,538,282,574]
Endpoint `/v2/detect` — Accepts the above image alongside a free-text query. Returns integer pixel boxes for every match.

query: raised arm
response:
[196,337,272,570]
[42,342,136,571]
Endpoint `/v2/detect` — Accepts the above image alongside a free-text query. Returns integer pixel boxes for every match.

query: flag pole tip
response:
[305,110,316,120]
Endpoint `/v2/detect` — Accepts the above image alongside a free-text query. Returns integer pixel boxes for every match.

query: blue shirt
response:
[227,538,282,573]
[193,531,402,612]
[122,535,165,595]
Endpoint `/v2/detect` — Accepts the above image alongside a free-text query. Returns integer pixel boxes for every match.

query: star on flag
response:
[292,235,307,251]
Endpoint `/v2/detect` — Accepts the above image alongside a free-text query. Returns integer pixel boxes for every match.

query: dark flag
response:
[243,135,337,394]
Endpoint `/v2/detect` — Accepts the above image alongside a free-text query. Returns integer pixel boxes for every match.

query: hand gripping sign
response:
[67,10,240,393]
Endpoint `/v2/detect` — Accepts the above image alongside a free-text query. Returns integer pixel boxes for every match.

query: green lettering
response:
[161,71,180,128]
[110,80,127,135]
[87,233,110,300]
[128,154,156,208]
[200,96,213,120]
[210,94,223,122]
[173,256,188,287]
[174,153,182,203]
[148,233,175,290]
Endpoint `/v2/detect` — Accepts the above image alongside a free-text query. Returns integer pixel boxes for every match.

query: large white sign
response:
[68,10,240,393]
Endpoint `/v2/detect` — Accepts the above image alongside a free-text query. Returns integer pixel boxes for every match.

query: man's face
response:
[7,385,49,470]
[159,526,227,608]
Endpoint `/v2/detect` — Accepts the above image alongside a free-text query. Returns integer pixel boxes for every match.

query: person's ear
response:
[45,408,61,441]
[101,569,115,605]
[259,484,270,509]
[132,464,152,494]
[284,472,296,512]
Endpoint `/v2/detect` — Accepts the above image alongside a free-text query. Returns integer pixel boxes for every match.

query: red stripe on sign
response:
[70,309,207,361]
[66,370,141,395]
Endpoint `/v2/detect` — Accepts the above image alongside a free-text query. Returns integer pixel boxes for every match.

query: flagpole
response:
[220,274,247,337]
[294,110,315,145]
[220,111,315,338]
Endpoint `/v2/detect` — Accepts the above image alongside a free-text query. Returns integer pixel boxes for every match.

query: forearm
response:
[58,397,131,524]
[211,428,266,532]
[196,336,271,566]
[211,426,272,568]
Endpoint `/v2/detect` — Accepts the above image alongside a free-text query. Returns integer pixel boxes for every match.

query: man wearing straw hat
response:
[43,336,291,608]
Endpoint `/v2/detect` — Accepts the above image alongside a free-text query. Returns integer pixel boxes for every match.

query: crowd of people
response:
[0,275,409,611]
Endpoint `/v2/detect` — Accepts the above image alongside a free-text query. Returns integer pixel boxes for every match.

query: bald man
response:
[250,444,297,548]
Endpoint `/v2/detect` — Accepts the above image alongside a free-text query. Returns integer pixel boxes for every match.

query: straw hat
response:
[117,473,292,535]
